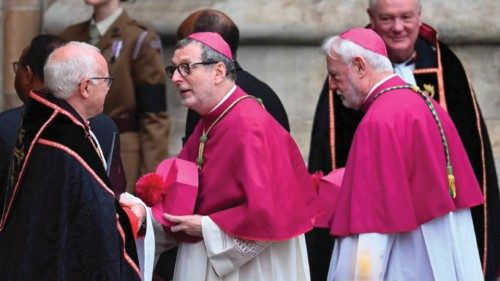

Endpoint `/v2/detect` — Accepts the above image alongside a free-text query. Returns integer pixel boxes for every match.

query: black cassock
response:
[0,91,140,281]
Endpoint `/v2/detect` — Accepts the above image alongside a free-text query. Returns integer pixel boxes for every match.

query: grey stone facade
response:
[2,0,500,178]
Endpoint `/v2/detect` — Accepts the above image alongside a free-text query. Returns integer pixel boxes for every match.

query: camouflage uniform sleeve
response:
[132,29,170,174]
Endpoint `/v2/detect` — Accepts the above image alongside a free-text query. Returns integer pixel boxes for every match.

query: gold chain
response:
[196,95,258,170]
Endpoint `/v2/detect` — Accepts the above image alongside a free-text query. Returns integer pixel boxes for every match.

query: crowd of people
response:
[0,0,498,280]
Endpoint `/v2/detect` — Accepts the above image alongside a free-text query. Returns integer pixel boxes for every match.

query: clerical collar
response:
[393,53,417,85]
[364,73,398,103]
[91,7,123,36]
[208,85,237,114]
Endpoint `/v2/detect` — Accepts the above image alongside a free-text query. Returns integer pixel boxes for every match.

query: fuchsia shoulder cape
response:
[331,76,484,236]
[179,86,319,241]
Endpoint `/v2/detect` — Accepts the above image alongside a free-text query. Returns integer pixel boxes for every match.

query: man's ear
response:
[352,56,367,78]
[24,65,34,85]
[213,62,227,84]
[79,79,91,98]
[367,8,376,29]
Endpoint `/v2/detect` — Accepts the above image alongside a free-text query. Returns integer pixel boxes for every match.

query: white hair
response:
[321,35,393,72]
[368,0,421,11]
[44,41,101,99]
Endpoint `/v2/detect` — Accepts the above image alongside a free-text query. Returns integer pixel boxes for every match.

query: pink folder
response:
[150,158,199,227]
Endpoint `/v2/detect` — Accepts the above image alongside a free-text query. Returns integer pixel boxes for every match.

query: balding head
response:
[44,42,104,99]
[177,9,240,58]
[45,41,110,119]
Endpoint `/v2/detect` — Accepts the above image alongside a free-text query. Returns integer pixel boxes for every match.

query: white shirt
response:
[393,58,417,86]
[91,7,123,36]
[209,85,237,114]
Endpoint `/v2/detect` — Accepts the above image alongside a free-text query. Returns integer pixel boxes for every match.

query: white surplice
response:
[157,216,311,281]
[121,193,156,281]
[327,208,483,281]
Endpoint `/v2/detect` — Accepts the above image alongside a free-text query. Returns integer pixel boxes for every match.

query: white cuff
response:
[202,216,270,277]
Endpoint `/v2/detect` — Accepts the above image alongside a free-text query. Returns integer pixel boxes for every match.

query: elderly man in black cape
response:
[0,41,141,280]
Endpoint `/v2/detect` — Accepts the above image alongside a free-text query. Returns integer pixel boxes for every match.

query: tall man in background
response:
[308,0,500,279]
[60,0,170,193]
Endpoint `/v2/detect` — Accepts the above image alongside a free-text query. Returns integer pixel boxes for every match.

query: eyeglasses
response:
[90,76,114,87]
[12,61,23,73]
[165,61,218,79]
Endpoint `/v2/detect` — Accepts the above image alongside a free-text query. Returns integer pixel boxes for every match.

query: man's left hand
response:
[163,213,203,237]
[119,194,147,226]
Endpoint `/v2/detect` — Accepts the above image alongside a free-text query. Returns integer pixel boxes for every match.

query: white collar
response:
[209,85,237,113]
[91,7,123,36]
[364,73,398,102]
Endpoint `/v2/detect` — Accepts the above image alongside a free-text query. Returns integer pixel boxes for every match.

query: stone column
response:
[1,0,41,110]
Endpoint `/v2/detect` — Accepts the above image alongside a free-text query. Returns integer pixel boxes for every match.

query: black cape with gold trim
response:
[0,91,140,280]
[308,23,500,280]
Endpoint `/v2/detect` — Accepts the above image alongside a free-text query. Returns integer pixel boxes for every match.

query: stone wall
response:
[43,0,500,44]
[5,0,500,177]
[1,0,43,109]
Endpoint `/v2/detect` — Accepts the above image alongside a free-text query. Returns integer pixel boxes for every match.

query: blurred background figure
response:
[59,0,170,194]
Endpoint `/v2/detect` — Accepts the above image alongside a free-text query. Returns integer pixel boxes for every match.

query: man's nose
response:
[392,18,404,32]
[171,68,183,84]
